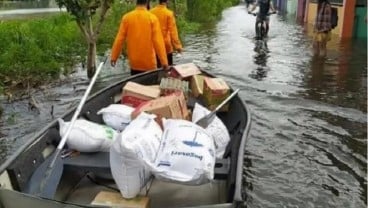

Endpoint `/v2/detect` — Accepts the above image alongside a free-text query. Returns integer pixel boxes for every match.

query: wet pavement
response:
[0,3,367,207]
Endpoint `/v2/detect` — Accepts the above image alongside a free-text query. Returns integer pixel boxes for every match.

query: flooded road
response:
[0,3,367,207]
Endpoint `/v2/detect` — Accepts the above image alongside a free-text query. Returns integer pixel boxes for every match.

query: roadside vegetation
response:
[0,0,239,97]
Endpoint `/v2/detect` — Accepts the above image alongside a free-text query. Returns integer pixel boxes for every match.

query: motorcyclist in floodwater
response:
[248,0,276,37]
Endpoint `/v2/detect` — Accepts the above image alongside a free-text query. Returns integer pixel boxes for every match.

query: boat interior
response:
[0,71,250,208]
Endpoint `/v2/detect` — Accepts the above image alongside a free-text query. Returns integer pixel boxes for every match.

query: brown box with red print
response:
[121,82,161,108]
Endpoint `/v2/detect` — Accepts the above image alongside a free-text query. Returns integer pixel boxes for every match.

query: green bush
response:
[186,0,237,22]
[0,14,84,86]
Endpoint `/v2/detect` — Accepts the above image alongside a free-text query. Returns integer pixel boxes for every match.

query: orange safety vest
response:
[150,4,182,54]
[111,6,168,71]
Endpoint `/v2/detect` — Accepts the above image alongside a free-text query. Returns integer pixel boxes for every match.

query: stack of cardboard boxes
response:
[100,62,231,207]
[120,62,231,123]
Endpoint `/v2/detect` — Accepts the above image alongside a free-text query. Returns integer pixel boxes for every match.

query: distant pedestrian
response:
[313,0,332,57]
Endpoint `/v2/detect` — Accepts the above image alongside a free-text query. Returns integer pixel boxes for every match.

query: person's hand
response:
[111,60,116,67]
[162,64,169,71]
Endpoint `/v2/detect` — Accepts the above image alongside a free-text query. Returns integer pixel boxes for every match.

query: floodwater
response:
[0,3,367,207]
[0,0,57,10]
[0,0,62,19]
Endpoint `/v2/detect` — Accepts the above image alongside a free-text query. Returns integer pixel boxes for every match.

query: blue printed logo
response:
[158,161,171,167]
[171,151,203,161]
[182,132,203,147]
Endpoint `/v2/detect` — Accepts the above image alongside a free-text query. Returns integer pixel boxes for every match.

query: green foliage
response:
[56,0,115,78]
[186,0,237,23]
[0,14,84,85]
[56,0,113,23]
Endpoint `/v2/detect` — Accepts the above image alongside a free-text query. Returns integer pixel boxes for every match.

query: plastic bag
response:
[97,104,134,131]
[143,119,216,185]
[192,103,230,158]
[110,113,162,198]
[58,118,117,152]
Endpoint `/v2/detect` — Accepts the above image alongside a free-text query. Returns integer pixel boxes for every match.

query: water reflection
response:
[0,0,61,19]
[249,39,271,80]
[0,0,56,10]
[304,38,367,112]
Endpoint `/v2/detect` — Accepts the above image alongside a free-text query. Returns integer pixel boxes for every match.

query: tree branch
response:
[94,1,110,40]
[76,20,90,40]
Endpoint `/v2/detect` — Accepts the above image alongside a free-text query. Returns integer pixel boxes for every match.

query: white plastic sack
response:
[192,103,230,158]
[58,118,117,152]
[97,104,134,131]
[110,113,163,199]
[144,119,216,185]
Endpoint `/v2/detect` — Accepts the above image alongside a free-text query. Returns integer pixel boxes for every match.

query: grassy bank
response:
[0,0,239,95]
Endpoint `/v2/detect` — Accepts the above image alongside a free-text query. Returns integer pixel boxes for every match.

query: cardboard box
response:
[132,91,189,120]
[91,191,149,208]
[190,74,206,97]
[170,63,201,80]
[160,77,189,98]
[203,77,230,112]
[121,82,161,108]
[147,85,160,90]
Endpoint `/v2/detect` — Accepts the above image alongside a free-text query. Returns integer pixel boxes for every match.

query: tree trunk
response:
[87,42,96,79]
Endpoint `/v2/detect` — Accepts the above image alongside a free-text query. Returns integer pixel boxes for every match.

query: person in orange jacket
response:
[150,0,183,66]
[110,0,168,75]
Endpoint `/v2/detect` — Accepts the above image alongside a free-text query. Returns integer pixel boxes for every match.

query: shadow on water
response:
[0,2,367,207]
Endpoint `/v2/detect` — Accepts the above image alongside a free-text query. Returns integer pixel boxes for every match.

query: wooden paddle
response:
[31,58,107,199]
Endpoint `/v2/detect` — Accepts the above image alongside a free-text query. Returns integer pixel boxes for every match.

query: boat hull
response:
[0,69,251,207]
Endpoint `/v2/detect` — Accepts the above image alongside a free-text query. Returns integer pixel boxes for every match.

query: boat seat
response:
[63,152,112,179]
[63,152,230,180]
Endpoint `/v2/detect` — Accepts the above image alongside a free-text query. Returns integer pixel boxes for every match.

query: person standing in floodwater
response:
[150,0,183,67]
[313,0,332,57]
[110,0,168,75]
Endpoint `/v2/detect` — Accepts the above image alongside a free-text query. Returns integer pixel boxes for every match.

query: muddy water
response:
[0,3,367,207]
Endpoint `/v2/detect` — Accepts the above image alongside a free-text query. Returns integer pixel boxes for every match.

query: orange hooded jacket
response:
[150,4,182,54]
[111,6,168,71]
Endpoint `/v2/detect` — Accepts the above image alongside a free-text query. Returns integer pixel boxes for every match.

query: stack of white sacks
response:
[58,103,230,199]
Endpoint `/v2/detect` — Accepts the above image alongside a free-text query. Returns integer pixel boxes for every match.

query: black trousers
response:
[156,53,173,68]
[130,69,145,76]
